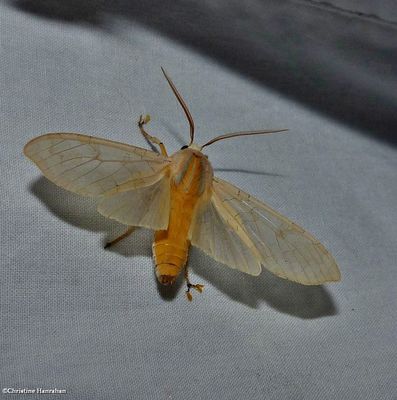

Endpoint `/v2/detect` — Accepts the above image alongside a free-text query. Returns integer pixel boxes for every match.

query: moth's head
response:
[179,143,208,160]
[180,143,201,151]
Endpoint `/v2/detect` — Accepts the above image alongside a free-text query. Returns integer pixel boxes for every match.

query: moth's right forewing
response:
[209,177,341,285]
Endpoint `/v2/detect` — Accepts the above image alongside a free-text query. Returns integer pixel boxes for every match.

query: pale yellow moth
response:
[24,69,341,300]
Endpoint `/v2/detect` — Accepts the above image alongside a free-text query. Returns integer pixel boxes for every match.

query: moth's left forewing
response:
[24,133,172,230]
[192,176,341,285]
[24,133,170,196]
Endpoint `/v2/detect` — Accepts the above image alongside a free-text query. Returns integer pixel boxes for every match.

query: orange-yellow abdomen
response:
[153,148,213,285]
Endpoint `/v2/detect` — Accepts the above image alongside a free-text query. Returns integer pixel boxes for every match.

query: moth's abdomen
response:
[152,239,188,285]
[152,148,213,286]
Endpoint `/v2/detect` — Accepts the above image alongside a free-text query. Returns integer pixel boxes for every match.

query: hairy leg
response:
[138,115,168,157]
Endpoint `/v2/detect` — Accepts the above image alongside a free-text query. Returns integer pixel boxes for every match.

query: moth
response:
[24,68,341,300]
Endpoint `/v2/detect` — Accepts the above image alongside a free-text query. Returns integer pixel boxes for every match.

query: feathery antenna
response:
[201,129,288,149]
[161,67,195,145]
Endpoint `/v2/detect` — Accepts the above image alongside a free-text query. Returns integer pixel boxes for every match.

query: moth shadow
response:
[30,177,338,311]
[29,177,188,302]
[214,168,285,177]
[160,120,187,147]
[30,177,187,300]
[29,176,150,259]
[190,248,338,319]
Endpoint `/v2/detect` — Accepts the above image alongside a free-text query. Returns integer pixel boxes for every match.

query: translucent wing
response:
[190,199,262,275]
[24,133,170,196]
[97,174,170,229]
[24,133,171,229]
[191,177,341,285]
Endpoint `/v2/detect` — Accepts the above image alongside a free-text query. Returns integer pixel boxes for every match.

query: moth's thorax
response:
[170,148,213,199]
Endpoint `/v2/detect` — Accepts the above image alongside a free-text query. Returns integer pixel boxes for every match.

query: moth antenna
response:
[200,129,289,149]
[161,67,195,145]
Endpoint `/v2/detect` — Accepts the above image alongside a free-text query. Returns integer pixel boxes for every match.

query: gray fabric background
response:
[1,1,396,399]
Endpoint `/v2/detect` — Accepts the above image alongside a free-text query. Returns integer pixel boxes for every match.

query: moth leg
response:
[104,226,135,249]
[184,266,204,301]
[138,114,168,156]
